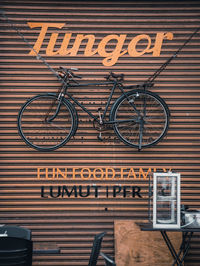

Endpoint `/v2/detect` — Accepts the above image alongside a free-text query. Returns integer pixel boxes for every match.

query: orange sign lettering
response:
[28,22,173,66]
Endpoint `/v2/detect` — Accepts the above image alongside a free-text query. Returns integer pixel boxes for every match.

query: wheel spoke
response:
[18,95,75,151]
[112,90,169,149]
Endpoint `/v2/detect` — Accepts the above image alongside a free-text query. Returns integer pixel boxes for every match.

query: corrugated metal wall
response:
[0,1,200,265]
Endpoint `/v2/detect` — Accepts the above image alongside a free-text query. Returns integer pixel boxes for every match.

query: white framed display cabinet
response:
[153,172,181,229]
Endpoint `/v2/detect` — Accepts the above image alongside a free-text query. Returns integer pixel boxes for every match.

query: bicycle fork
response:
[45,96,63,123]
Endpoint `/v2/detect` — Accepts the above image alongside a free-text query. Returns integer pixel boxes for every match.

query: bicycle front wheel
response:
[18,94,77,151]
[110,89,170,149]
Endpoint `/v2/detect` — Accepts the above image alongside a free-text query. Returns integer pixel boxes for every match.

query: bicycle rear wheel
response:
[110,89,170,149]
[18,94,77,151]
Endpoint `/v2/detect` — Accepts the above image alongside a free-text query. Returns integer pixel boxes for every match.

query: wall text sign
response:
[41,185,142,199]
[37,167,171,180]
[28,22,173,66]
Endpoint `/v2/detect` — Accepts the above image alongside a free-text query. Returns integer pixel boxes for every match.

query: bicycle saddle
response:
[105,72,124,81]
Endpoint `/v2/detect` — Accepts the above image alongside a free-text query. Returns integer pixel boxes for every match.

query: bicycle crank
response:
[93,108,112,141]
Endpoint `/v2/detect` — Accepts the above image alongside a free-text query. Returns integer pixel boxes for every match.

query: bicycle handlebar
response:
[58,66,82,79]
[58,67,125,83]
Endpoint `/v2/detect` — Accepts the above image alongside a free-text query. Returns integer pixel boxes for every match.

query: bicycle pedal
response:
[97,132,103,141]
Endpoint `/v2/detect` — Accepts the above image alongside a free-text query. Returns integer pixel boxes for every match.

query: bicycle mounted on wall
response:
[18,69,170,151]
[1,11,199,151]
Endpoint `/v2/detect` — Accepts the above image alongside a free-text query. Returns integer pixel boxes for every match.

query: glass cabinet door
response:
[153,172,180,228]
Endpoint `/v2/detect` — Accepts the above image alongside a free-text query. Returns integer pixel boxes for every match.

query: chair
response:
[0,225,32,266]
[88,231,106,266]
[100,252,116,266]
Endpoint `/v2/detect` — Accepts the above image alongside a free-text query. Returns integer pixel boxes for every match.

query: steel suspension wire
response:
[0,10,67,86]
[146,26,200,84]
[1,10,199,86]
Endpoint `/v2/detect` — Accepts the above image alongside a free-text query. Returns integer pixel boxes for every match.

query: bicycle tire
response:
[110,89,170,149]
[18,93,77,151]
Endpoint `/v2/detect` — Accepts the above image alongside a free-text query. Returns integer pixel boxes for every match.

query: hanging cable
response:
[0,10,67,85]
[1,10,199,86]
[146,26,200,84]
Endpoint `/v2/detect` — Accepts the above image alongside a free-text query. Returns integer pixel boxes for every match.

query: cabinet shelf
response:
[157,196,176,201]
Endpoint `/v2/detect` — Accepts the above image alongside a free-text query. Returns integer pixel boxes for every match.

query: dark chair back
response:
[88,232,106,266]
[0,225,32,266]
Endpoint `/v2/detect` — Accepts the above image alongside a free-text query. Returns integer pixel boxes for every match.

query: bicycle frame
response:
[18,73,169,151]
[56,79,140,125]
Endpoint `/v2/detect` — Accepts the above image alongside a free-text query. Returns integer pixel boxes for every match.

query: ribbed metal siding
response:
[0,1,200,265]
